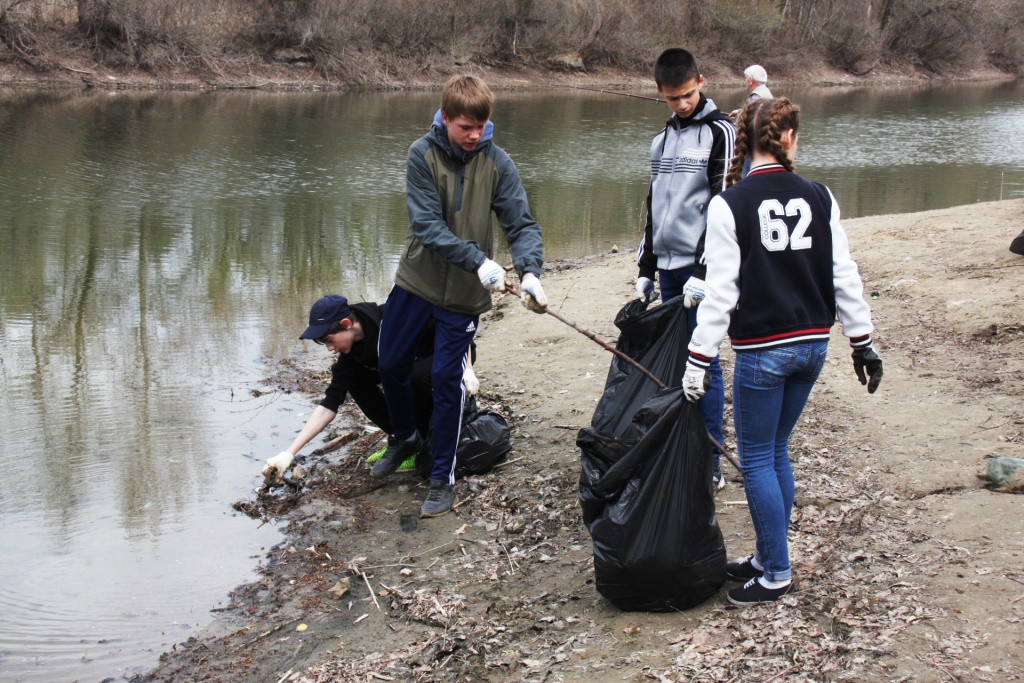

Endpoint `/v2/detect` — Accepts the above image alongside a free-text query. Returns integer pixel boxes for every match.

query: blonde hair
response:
[441,75,493,123]
[727,97,801,187]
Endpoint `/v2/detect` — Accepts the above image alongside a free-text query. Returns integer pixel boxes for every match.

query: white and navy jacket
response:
[688,164,873,366]
[637,95,735,280]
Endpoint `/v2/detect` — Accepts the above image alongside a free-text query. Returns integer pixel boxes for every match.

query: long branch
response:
[505,285,742,473]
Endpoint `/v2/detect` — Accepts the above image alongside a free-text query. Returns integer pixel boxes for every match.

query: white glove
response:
[635,276,654,302]
[520,273,548,313]
[683,276,706,308]
[463,365,480,395]
[682,362,708,402]
[477,259,506,293]
[262,451,294,485]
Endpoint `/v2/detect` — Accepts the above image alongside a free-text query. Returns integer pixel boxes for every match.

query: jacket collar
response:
[666,94,729,129]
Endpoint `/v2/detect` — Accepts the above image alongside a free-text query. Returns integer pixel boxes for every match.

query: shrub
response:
[880,0,980,72]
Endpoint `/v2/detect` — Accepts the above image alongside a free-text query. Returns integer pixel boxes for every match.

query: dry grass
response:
[1,0,1021,84]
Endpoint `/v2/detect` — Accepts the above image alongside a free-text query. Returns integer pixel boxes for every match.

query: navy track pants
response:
[378,285,478,485]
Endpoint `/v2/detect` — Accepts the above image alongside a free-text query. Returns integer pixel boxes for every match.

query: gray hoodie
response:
[637,94,735,280]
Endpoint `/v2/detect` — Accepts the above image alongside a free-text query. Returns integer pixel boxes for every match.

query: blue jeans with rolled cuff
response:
[732,341,828,582]
[659,266,725,467]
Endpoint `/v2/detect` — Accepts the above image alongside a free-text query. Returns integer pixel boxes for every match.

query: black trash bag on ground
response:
[455,396,511,477]
[578,297,727,612]
[415,396,511,479]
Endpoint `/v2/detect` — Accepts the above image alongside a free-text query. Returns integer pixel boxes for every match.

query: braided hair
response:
[726,97,801,187]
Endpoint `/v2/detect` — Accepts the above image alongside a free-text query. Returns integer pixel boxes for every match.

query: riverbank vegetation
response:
[1,0,1022,88]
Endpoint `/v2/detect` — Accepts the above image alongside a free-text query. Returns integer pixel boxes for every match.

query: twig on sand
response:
[241,618,302,647]
[493,456,526,468]
[764,665,800,683]
[362,571,381,611]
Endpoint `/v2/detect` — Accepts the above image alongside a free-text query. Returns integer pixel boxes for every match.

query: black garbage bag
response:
[455,396,511,477]
[415,396,512,479]
[578,297,727,612]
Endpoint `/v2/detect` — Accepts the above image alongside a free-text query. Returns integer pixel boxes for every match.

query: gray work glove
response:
[477,259,507,293]
[262,451,294,485]
[635,276,654,303]
[682,276,705,308]
[463,365,480,395]
[520,273,548,313]
[682,361,708,402]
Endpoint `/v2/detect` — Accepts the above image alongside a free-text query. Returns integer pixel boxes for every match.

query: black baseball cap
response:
[299,295,351,340]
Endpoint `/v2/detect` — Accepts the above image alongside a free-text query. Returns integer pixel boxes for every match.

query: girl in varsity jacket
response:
[684,97,884,606]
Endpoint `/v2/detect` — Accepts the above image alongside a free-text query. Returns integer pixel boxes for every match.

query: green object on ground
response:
[983,456,1024,491]
[367,446,416,473]
[367,446,387,463]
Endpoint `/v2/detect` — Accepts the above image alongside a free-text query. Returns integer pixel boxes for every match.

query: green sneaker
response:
[367,445,415,473]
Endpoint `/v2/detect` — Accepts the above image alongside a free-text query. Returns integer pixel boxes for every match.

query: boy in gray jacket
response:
[376,75,547,518]
[635,48,734,489]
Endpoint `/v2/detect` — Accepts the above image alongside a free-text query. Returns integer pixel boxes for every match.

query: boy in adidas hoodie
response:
[376,75,547,518]
[635,48,735,488]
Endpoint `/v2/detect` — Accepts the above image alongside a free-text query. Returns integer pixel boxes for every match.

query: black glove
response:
[851,346,883,394]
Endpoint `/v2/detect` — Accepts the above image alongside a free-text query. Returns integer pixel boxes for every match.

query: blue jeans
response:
[660,266,724,466]
[733,342,828,582]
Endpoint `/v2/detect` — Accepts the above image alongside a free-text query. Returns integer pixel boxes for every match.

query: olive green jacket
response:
[395,111,544,316]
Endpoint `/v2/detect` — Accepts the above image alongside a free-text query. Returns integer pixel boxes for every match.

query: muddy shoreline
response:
[1,57,1018,94]
[127,200,1024,683]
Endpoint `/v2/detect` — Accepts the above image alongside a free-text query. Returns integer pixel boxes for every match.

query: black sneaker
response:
[420,479,456,518]
[725,555,764,582]
[727,577,794,605]
[370,434,423,478]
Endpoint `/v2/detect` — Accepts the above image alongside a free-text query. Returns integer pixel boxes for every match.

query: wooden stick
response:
[506,285,742,472]
[362,571,381,611]
[506,285,666,390]
[311,430,360,456]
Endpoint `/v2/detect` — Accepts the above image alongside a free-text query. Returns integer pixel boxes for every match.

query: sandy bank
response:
[135,199,1024,683]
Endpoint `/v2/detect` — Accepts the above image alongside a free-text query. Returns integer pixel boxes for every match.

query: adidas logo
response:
[466,322,477,333]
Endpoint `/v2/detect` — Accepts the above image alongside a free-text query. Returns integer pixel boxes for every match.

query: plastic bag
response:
[415,396,512,479]
[578,297,727,611]
[981,456,1024,492]
[455,396,511,477]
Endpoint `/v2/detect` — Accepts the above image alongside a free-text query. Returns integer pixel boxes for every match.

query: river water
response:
[1,80,1022,682]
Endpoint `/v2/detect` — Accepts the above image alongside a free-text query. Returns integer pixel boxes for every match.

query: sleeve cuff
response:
[849,334,872,348]
[687,351,713,370]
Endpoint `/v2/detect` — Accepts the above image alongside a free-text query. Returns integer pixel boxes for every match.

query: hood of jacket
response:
[428,109,495,163]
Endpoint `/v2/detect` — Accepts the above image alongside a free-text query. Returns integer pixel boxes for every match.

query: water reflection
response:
[0,80,1022,681]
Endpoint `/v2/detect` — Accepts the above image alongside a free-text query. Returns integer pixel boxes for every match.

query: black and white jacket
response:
[688,164,873,365]
[637,95,735,280]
